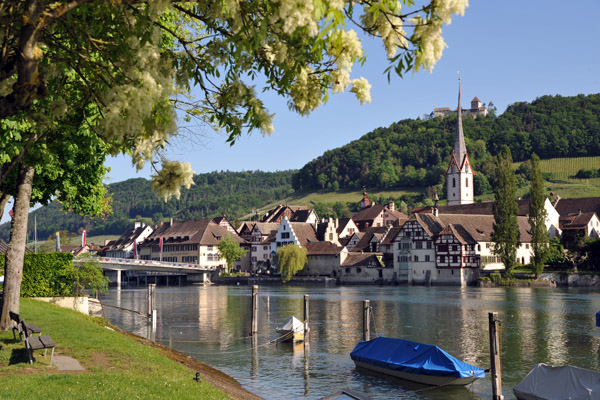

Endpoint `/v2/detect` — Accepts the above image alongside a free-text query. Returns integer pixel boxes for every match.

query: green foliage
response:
[0,253,75,297]
[0,171,295,241]
[73,254,109,297]
[292,93,600,193]
[528,154,549,278]
[492,146,520,272]
[217,235,247,273]
[276,244,307,283]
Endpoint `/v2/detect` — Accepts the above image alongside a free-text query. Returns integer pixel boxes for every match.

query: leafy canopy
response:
[277,244,308,283]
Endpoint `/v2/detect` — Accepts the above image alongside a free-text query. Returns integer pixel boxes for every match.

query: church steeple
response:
[446,75,474,206]
[454,76,467,170]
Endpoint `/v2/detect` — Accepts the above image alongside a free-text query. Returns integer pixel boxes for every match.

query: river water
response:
[100,285,600,399]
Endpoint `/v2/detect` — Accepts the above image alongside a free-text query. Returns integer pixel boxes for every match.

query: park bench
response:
[22,320,56,366]
[9,311,42,341]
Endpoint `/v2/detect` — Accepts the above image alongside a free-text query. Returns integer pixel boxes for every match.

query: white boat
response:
[514,363,600,400]
[275,316,305,343]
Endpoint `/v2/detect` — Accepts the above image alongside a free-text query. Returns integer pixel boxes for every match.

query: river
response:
[100,285,600,399]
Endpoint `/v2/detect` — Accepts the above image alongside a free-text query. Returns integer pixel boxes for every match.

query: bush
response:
[0,253,75,297]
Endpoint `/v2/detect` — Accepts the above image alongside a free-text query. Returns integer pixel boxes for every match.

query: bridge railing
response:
[94,257,217,271]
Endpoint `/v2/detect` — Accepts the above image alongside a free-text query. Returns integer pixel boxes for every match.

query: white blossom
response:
[151,160,195,202]
[350,78,372,105]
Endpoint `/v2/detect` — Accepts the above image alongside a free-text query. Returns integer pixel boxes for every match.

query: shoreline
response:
[106,323,264,400]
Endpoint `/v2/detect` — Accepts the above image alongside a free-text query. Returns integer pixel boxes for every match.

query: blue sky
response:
[104,0,600,184]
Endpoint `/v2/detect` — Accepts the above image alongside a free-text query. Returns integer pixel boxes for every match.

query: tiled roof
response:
[434,200,532,216]
[352,227,388,252]
[561,212,596,230]
[306,242,343,255]
[253,222,280,235]
[290,209,313,222]
[555,197,600,216]
[290,222,318,246]
[336,218,353,235]
[342,253,383,267]
[381,226,403,245]
[0,243,32,253]
[142,220,245,246]
[353,204,386,222]
[436,214,532,242]
[261,205,308,223]
[105,225,150,252]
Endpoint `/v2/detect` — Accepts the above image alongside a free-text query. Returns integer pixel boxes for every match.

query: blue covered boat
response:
[350,337,486,386]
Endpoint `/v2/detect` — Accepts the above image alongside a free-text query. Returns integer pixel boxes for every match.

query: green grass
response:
[0,299,230,399]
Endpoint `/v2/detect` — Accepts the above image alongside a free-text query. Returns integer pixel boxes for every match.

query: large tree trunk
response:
[0,164,35,330]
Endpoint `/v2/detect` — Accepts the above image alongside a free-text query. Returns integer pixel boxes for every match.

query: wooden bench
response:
[22,320,56,366]
[9,311,42,341]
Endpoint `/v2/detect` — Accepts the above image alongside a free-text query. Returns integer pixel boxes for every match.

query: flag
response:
[8,209,13,218]
[82,229,86,247]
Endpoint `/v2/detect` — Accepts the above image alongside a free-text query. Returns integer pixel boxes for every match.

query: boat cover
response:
[513,363,600,400]
[350,337,485,379]
[276,316,304,334]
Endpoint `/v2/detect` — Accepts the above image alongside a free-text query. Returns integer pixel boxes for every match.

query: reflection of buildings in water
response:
[455,288,487,366]
[544,295,568,365]
[515,291,537,363]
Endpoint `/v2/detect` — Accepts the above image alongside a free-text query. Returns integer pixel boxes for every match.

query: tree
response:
[528,153,548,278]
[217,235,247,273]
[73,254,109,297]
[0,0,467,329]
[276,244,308,283]
[491,145,520,273]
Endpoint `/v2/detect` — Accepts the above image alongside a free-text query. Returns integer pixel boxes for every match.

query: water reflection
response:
[101,285,600,400]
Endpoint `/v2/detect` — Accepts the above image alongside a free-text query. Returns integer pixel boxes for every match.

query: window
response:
[207,245,213,251]
[281,232,290,239]
[466,178,469,187]
[486,242,490,249]
[478,244,481,251]
[405,231,411,238]
[346,268,351,273]
[252,246,257,251]
[438,244,448,252]
[263,246,268,250]
[414,255,419,262]
[329,233,333,240]
[453,177,456,188]
[402,242,410,249]
[357,268,362,273]
[425,255,430,262]
[440,255,445,263]
[526,243,530,249]
[453,255,458,263]
[252,256,257,262]
[452,245,458,252]
[426,241,432,249]
[415,241,423,249]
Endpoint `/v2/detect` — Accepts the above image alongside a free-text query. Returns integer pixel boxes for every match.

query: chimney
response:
[55,232,61,252]
[433,206,439,217]
[170,218,173,226]
[388,201,395,212]
[134,221,141,229]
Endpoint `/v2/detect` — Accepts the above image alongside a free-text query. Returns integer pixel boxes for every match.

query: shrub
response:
[0,253,75,297]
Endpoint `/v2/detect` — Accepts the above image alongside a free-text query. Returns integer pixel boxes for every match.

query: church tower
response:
[446,77,475,205]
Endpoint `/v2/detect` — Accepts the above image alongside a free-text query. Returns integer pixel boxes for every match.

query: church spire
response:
[454,76,467,169]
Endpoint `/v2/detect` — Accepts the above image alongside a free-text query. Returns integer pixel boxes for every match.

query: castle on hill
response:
[430,96,491,119]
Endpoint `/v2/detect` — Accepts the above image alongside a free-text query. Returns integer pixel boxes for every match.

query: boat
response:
[350,337,486,386]
[275,316,305,342]
[513,363,600,400]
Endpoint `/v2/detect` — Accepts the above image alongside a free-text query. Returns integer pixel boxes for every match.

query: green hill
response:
[3,93,600,241]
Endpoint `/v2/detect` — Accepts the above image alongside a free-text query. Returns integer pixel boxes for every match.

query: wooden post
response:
[363,300,371,341]
[251,285,259,335]
[304,294,309,343]
[148,284,156,318]
[489,312,504,400]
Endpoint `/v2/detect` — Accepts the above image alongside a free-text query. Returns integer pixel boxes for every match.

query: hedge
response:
[0,253,75,297]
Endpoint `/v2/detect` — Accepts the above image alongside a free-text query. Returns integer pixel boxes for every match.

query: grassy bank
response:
[0,299,260,400]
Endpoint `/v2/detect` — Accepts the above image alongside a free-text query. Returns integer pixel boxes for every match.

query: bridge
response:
[87,257,218,287]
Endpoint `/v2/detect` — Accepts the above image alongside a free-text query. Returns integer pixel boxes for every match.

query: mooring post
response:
[489,312,504,400]
[363,300,371,341]
[148,283,156,319]
[251,285,259,335]
[304,294,310,343]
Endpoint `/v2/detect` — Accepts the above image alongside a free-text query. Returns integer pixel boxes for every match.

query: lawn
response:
[0,299,252,399]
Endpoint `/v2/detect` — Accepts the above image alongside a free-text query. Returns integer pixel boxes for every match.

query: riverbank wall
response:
[213,276,338,286]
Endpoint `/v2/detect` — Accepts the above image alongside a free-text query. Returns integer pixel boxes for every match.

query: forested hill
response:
[292,93,600,191]
[0,170,295,242]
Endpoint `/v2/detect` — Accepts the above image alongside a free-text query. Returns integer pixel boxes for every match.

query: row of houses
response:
[89,191,600,286]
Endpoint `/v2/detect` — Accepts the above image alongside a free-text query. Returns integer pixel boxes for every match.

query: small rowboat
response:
[514,363,600,400]
[350,337,485,386]
[275,316,305,343]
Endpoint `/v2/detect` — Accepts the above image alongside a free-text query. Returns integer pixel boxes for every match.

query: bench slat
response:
[39,335,56,348]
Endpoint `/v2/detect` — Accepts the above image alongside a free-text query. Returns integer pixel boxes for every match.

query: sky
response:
[104,0,600,184]
[2,1,599,226]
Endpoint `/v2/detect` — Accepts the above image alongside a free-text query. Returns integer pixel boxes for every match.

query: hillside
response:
[2,93,600,242]
[0,170,295,242]
[292,93,600,192]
